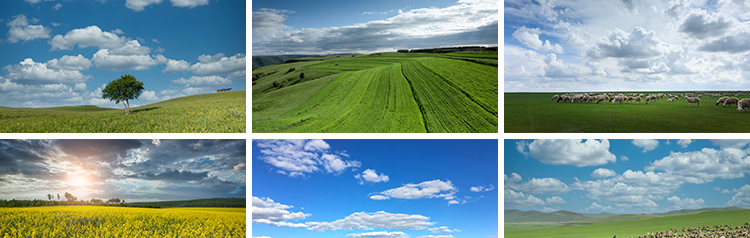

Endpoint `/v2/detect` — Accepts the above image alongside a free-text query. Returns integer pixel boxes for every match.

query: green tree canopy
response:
[102,74,144,115]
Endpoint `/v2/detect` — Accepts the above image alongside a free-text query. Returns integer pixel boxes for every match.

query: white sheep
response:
[738,98,750,112]
[612,95,626,104]
[723,97,739,108]
[552,94,560,101]
[716,97,728,105]
[686,97,700,107]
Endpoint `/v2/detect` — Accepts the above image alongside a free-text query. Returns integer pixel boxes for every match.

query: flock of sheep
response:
[624,222,750,238]
[551,92,750,112]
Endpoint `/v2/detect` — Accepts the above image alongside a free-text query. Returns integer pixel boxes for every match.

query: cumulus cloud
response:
[698,32,750,53]
[470,184,495,192]
[591,168,617,178]
[676,139,693,148]
[355,169,390,184]
[727,184,750,207]
[584,202,613,212]
[369,195,390,200]
[667,196,704,209]
[45,54,92,71]
[347,231,409,238]
[92,49,166,71]
[519,139,617,167]
[427,226,460,233]
[170,75,231,87]
[252,196,310,228]
[506,177,570,194]
[373,179,457,201]
[190,53,245,76]
[170,0,209,8]
[545,196,566,204]
[305,211,436,231]
[632,139,659,153]
[125,0,164,11]
[504,188,545,208]
[645,147,750,183]
[4,58,91,84]
[253,8,295,39]
[512,26,564,53]
[710,139,750,148]
[163,59,191,73]
[505,173,522,183]
[255,140,361,177]
[49,25,128,51]
[6,14,50,43]
[679,9,732,39]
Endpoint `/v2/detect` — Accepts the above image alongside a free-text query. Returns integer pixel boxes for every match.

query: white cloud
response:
[163,59,191,73]
[591,168,617,178]
[667,196,704,209]
[45,54,92,71]
[419,235,454,238]
[710,139,750,148]
[109,40,151,55]
[512,26,564,53]
[125,0,164,11]
[190,53,245,76]
[256,140,361,177]
[545,196,566,204]
[584,202,613,212]
[170,75,232,87]
[678,9,733,39]
[369,195,389,200]
[507,177,570,194]
[447,200,459,205]
[619,155,629,161]
[347,231,409,238]
[252,8,295,39]
[504,188,545,208]
[92,49,166,71]
[6,15,50,43]
[427,226,460,233]
[140,90,159,101]
[632,139,659,153]
[470,184,495,192]
[676,139,693,148]
[170,0,209,8]
[252,196,310,228]
[374,179,457,200]
[197,53,226,63]
[4,58,91,84]
[521,139,616,167]
[727,184,750,207]
[355,169,390,184]
[53,3,62,10]
[49,25,127,51]
[504,173,522,183]
[645,147,750,183]
[305,211,436,231]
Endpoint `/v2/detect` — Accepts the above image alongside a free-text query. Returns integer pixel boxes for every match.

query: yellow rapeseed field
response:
[0,206,246,238]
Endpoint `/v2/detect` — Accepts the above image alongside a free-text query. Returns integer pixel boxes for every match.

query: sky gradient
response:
[0,139,246,202]
[252,0,498,55]
[505,0,750,92]
[252,139,498,238]
[505,139,750,214]
[0,0,245,108]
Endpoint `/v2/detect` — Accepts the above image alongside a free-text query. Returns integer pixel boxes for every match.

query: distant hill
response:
[252,55,312,69]
[128,198,245,208]
[505,209,616,222]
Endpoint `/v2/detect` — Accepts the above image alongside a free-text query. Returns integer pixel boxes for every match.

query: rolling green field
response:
[505,92,750,133]
[506,210,750,238]
[1,90,245,133]
[252,52,498,133]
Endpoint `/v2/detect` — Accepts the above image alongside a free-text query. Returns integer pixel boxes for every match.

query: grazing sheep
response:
[716,97,728,105]
[645,95,657,104]
[686,97,700,107]
[612,95,626,104]
[724,97,739,108]
[552,94,560,101]
[738,98,750,112]
[667,98,673,102]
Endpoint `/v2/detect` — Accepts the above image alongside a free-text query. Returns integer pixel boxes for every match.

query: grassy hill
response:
[0,90,245,133]
[252,55,312,69]
[506,209,750,238]
[505,209,615,223]
[129,198,245,208]
[252,49,498,133]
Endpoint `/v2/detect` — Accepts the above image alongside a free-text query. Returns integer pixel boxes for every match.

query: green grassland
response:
[506,210,750,238]
[253,52,498,133]
[1,90,245,133]
[505,92,750,133]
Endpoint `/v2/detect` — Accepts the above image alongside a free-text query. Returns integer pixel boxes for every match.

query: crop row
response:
[400,59,498,133]
[0,206,245,238]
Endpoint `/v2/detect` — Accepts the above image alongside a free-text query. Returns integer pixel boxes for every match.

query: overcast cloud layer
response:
[252,0,498,55]
[505,0,750,91]
[0,139,245,202]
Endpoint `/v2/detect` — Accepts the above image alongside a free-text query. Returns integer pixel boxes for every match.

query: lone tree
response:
[102,74,144,115]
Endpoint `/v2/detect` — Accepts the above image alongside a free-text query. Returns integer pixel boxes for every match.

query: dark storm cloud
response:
[0,140,58,179]
[698,32,750,53]
[679,10,732,39]
[54,139,143,164]
[128,169,209,182]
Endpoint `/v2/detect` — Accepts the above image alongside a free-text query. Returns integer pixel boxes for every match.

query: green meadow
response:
[505,92,750,133]
[506,210,750,238]
[1,90,245,133]
[252,51,498,133]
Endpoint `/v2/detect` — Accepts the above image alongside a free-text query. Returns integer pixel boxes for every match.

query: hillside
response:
[506,209,750,238]
[252,55,312,69]
[1,90,245,133]
[129,198,245,208]
[505,209,616,223]
[252,49,498,133]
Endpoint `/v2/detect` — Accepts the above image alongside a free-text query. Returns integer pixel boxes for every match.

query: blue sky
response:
[252,139,498,238]
[505,0,750,92]
[0,139,246,202]
[0,0,245,108]
[252,0,498,55]
[505,139,750,214]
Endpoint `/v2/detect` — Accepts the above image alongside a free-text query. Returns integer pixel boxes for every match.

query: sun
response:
[67,173,90,187]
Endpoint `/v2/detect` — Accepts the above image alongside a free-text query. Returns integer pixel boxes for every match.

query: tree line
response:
[0,192,159,208]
